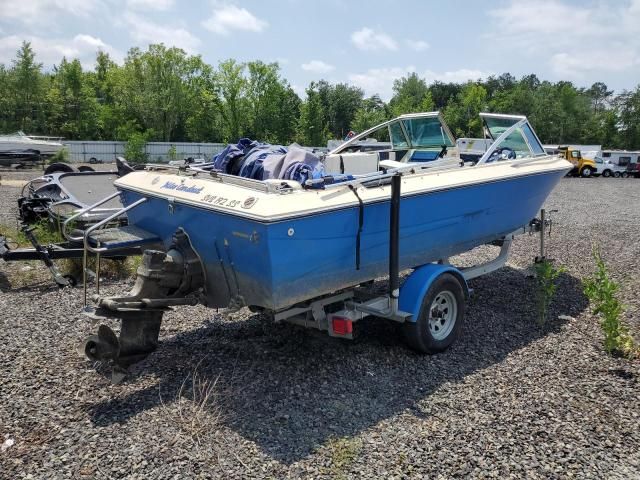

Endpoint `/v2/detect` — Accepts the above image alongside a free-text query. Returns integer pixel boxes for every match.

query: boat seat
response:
[323,152,379,175]
[87,225,160,250]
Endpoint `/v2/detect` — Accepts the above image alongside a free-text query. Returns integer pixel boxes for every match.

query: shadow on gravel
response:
[0,271,10,292]
[86,266,589,463]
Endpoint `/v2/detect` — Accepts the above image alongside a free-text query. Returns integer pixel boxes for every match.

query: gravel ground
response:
[1,172,639,479]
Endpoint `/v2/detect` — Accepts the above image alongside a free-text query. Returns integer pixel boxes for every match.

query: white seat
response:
[323,152,379,175]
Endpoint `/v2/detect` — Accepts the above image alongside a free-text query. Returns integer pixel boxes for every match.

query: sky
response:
[0,0,639,100]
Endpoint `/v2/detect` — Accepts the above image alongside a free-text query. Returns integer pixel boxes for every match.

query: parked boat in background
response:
[0,131,63,167]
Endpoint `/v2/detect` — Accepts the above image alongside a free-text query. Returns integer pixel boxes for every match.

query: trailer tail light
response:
[332,316,353,336]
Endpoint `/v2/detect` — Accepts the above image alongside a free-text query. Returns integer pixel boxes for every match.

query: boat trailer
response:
[0,224,141,287]
[72,174,556,382]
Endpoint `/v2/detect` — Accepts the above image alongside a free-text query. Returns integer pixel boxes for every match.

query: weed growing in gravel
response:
[47,147,70,164]
[0,219,62,247]
[160,363,227,448]
[533,259,565,326]
[583,247,637,358]
[325,436,363,478]
[60,255,142,282]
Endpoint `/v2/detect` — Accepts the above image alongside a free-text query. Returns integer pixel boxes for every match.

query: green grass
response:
[0,219,63,247]
[1,220,141,286]
[323,436,363,478]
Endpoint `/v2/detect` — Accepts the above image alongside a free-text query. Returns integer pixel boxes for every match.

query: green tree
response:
[351,94,388,132]
[115,44,206,141]
[297,82,329,146]
[316,81,364,138]
[274,85,301,144]
[389,73,432,116]
[11,41,43,132]
[617,87,640,149]
[246,60,287,142]
[216,59,250,141]
[444,82,488,137]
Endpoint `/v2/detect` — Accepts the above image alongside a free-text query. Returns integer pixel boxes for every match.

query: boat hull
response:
[120,168,565,311]
[0,142,61,156]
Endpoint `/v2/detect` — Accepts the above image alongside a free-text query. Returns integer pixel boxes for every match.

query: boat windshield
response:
[478,114,546,163]
[386,114,455,149]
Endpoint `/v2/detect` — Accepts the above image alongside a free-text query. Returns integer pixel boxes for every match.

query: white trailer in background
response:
[600,150,640,177]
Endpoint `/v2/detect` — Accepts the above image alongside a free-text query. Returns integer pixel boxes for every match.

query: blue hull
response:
[120,170,563,310]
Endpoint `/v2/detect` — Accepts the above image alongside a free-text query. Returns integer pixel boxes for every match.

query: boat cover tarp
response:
[211,138,324,184]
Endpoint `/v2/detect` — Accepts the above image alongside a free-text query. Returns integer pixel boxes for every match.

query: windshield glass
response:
[521,123,545,155]
[486,129,531,162]
[389,121,409,148]
[483,117,520,139]
[401,116,454,148]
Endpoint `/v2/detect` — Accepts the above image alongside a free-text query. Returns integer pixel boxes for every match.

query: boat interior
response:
[147,112,550,191]
[322,112,548,177]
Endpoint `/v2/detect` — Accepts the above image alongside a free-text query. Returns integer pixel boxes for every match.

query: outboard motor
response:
[83,229,204,382]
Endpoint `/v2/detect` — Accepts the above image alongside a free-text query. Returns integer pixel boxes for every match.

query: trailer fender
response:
[399,264,469,323]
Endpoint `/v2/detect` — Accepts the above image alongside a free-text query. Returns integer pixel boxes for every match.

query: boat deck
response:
[59,173,122,208]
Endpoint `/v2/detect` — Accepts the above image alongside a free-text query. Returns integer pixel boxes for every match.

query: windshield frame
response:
[329,111,455,154]
[479,113,546,162]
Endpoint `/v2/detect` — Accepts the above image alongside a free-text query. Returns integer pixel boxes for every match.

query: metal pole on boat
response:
[389,174,401,313]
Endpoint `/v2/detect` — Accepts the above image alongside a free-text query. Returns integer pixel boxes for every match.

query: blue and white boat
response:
[68,113,572,379]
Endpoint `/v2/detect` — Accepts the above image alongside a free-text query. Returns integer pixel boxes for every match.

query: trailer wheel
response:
[580,167,593,178]
[603,169,611,177]
[44,162,75,174]
[614,171,621,178]
[403,273,465,353]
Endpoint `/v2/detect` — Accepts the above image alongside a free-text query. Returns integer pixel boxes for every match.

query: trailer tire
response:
[602,169,611,177]
[403,273,465,354]
[614,171,621,178]
[44,162,75,174]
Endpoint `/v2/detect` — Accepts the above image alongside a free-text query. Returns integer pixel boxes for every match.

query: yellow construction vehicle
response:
[557,146,597,177]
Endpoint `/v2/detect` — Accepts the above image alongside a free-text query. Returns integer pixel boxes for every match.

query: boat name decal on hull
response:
[160,181,204,194]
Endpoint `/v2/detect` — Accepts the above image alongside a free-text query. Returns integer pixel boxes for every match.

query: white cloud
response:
[124,12,201,53]
[550,50,638,78]
[348,66,416,100]
[291,83,306,99]
[487,0,640,80]
[348,66,492,100]
[127,0,174,11]
[423,68,490,84]
[351,27,397,52]
[0,33,122,68]
[202,4,267,35]
[406,39,429,52]
[301,60,335,74]
[0,0,102,24]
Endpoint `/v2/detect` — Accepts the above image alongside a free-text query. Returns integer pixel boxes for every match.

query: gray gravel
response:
[1,172,639,479]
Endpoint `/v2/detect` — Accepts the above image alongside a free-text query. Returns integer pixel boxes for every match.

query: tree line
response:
[2,41,640,149]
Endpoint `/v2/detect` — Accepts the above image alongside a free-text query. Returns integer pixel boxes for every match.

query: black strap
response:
[339,155,344,174]
[348,185,364,270]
